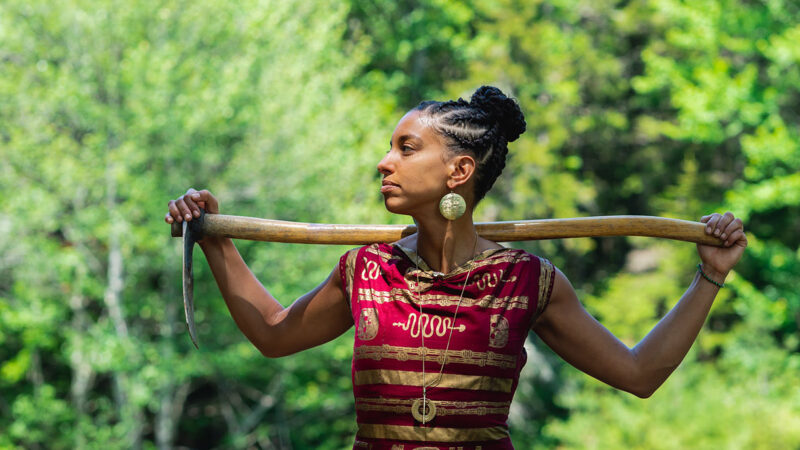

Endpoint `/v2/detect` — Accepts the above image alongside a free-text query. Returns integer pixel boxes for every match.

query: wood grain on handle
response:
[172,214,724,246]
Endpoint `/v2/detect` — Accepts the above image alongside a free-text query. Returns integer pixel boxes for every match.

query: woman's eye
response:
[402,145,414,152]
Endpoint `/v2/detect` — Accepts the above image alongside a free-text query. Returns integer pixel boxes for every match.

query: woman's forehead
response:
[391,110,437,143]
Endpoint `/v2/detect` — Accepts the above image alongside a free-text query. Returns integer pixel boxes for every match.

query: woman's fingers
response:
[166,199,184,223]
[191,189,220,214]
[723,219,745,247]
[697,212,747,274]
[700,212,746,247]
[175,195,195,222]
[183,189,204,218]
[702,213,721,234]
[725,228,747,248]
[165,188,200,223]
[702,212,736,238]
[720,217,743,243]
[716,212,735,236]
[186,190,216,214]
[165,188,221,224]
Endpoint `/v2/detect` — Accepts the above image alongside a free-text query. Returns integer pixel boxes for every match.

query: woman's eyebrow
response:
[393,134,421,144]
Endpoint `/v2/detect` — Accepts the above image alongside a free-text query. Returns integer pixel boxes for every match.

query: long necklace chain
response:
[412,234,479,425]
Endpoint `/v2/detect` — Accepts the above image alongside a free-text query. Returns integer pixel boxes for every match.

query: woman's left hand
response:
[697,212,747,280]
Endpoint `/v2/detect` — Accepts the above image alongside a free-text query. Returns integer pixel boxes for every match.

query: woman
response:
[165,86,747,449]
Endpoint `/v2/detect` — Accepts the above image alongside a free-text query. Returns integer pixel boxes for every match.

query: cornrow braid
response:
[415,86,526,202]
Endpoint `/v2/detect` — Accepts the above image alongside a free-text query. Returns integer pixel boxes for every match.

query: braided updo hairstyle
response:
[415,86,526,203]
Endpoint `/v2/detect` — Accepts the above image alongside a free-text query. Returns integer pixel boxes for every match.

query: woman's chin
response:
[383,198,413,216]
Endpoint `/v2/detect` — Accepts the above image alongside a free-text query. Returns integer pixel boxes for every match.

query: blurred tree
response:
[438,0,800,447]
[346,0,476,107]
[0,0,392,447]
[0,0,797,448]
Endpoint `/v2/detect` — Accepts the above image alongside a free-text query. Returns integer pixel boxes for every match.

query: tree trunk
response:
[155,302,190,450]
[69,292,94,450]
[104,162,143,449]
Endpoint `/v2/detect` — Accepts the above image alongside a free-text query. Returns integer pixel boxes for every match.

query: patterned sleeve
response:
[338,247,361,308]
[533,256,556,322]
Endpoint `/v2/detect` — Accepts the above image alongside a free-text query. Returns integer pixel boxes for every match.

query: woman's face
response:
[377,110,453,217]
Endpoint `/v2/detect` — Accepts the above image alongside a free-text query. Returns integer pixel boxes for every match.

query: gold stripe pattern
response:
[366,245,400,262]
[357,288,529,310]
[356,397,511,417]
[354,369,513,393]
[345,248,359,301]
[535,257,555,318]
[357,423,508,442]
[469,253,531,267]
[355,344,517,369]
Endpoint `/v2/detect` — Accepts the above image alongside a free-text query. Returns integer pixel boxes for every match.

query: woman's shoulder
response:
[483,246,549,263]
[340,242,402,264]
[496,249,557,317]
[483,247,557,280]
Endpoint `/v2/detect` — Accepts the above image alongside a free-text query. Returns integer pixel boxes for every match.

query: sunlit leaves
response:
[0,0,797,447]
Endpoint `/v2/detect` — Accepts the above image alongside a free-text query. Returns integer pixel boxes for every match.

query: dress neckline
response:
[392,243,510,278]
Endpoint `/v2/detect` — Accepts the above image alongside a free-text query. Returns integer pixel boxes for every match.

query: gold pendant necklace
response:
[411,235,479,426]
[411,397,437,423]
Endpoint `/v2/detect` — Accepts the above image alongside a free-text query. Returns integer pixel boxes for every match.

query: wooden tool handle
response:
[171,214,724,246]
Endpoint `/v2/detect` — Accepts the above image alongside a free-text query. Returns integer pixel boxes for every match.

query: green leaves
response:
[0,0,797,447]
[0,0,385,447]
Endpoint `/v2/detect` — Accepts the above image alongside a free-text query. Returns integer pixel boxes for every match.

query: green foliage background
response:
[1,0,798,448]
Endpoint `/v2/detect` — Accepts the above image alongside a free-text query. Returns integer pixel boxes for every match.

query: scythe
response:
[171,211,723,348]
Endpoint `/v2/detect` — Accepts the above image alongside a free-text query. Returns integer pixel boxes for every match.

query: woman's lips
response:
[381,181,399,193]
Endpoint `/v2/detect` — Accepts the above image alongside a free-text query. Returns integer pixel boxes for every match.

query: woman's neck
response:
[411,211,479,274]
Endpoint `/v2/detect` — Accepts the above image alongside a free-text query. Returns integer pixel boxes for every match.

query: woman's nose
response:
[377,150,394,175]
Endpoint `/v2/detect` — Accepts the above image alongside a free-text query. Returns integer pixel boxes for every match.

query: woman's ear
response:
[447,154,476,190]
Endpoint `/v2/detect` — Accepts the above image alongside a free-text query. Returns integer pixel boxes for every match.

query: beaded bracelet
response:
[697,263,725,288]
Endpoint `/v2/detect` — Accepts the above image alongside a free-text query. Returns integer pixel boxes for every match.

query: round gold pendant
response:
[411,398,437,423]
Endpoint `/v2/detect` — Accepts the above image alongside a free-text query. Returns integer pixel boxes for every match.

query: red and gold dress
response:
[339,243,555,450]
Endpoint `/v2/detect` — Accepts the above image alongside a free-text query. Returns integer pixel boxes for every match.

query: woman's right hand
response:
[165,188,220,224]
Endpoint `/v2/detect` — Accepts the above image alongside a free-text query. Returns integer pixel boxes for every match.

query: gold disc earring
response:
[439,191,466,220]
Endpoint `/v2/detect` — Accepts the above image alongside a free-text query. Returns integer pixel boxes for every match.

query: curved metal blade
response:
[182,220,199,349]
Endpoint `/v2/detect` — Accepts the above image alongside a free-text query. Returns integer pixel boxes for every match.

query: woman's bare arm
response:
[532,212,747,398]
[534,268,721,397]
[198,237,352,356]
[167,189,353,357]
